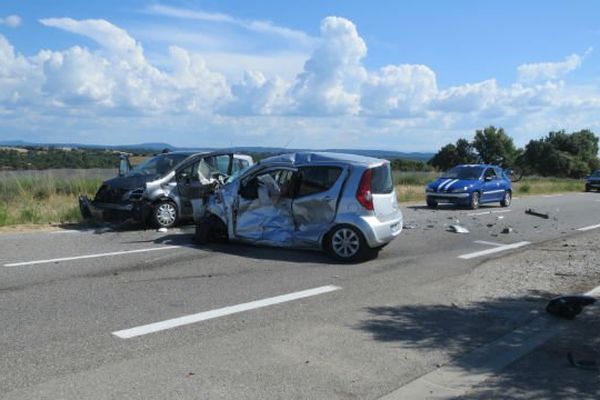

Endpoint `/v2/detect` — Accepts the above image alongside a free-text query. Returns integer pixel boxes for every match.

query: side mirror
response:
[118,157,130,177]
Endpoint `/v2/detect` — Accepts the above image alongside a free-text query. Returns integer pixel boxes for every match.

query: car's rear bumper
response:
[352,212,403,248]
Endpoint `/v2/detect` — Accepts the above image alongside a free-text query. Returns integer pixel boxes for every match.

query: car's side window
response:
[177,162,200,182]
[484,168,497,180]
[239,169,295,200]
[295,166,342,198]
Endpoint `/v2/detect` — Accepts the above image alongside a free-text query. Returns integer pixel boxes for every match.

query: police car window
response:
[296,166,342,197]
[485,168,498,179]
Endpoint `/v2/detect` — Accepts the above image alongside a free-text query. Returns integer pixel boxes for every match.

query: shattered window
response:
[296,166,342,197]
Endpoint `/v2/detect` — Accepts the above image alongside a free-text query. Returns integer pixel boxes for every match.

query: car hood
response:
[428,178,479,192]
[102,175,155,190]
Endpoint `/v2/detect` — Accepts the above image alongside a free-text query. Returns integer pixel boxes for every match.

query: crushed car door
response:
[291,165,347,245]
[234,167,297,245]
[178,154,233,219]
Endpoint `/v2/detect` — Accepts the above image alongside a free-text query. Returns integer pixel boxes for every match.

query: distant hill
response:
[0,140,434,162]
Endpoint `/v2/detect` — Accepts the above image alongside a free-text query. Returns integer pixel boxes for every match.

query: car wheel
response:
[327,225,376,262]
[500,190,512,207]
[152,200,178,228]
[470,191,480,210]
[585,184,591,192]
[426,198,438,209]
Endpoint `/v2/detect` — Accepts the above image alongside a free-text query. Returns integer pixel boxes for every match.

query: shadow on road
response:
[357,292,599,399]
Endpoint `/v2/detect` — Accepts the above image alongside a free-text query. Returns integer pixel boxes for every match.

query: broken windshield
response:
[127,154,188,179]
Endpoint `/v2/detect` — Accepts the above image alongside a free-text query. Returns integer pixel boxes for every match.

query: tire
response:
[426,198,438,209]
[585,184,591,192]
[326,225,377,263]
[151,200,178,228]
[469,191,480,210]
[193,218,211,244]
[500,190,512,207]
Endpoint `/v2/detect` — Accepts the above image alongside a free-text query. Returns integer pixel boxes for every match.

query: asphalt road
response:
[1,192,600,399]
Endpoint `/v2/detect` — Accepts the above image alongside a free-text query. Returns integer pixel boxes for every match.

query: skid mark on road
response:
[112,285,341,339]
[3,245,188,267]
[459,241,530,260]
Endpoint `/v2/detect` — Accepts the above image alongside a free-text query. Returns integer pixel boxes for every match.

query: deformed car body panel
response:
[198,152,403,256]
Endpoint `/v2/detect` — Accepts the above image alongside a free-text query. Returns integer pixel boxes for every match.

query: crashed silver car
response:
[193,152,403,262]
[80,151,254,228]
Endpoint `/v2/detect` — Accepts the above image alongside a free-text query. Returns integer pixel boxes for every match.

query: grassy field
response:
[0,170,589,228]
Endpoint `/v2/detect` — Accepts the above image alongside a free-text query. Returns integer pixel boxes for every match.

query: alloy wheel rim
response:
[332,228,360,258]
[505,192,511,205]
[157,203,176,226]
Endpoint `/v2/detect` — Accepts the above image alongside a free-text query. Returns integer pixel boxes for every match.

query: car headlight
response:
[425,187,434,193]
[452,186,469,193]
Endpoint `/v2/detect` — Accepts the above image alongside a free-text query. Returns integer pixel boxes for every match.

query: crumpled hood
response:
[102,175,154,190]
[428,178,478,192]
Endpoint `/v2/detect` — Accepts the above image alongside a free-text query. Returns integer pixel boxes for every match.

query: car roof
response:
[454,164,499,168]
[259,152,387,167]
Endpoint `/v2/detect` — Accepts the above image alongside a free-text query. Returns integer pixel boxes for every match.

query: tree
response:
[429,143,458,171]
[473,126,518,167]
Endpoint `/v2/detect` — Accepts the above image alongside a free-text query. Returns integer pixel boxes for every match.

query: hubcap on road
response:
[332,228,360,258]
[157,203,176,226]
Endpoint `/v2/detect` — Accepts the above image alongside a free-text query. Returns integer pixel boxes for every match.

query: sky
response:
[1,1,599,152]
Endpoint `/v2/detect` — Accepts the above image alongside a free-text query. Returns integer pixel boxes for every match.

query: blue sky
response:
[1,1,599,151]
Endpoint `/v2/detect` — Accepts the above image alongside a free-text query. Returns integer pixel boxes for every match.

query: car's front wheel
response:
[470,191,480,210]
[426,197,438,209]
[500,190,512,207]
[151,200,178,228]
[326,225,377,262]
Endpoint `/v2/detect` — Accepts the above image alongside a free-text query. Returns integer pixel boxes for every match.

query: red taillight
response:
[356,169,374,210]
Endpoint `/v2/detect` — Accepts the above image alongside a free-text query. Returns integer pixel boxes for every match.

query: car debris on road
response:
[546,295,596,320]
[525,208,550,219]
[448,224,469,234]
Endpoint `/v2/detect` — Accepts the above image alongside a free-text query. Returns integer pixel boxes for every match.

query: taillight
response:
[356,169,374,210]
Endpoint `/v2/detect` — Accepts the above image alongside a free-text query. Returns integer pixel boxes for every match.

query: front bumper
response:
[426,192,470,204]
[79,195,146,222]
[586,181,600,189]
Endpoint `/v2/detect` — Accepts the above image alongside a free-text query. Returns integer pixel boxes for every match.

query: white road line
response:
[542,194,564,198]
[112,285,341,339]
[585,285,600,297]
[576,223,600,232]
[458,241,530,260]
[474,240,504,247]
[4,246,184,267]
[467,209,512,216]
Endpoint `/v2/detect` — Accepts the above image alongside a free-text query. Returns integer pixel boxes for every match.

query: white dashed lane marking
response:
[467,209,512,216]
[576,224,600,232]
[458,241,530,260]
[112,285,342,339]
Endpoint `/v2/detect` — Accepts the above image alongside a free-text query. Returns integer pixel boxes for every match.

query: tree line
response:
[429,126,599,178]
[0,148,123,170]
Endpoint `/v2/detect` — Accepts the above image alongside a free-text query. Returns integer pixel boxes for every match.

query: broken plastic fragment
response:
[157,227,168,233]
[546,295,596,320]
[448,224,469,234]
[525,208,550,219]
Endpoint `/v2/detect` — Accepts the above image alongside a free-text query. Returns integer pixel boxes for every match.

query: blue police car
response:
[425,164,512,209]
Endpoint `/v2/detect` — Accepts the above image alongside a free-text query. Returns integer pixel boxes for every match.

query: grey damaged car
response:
[80,151,253,228]
[193,152,403,262]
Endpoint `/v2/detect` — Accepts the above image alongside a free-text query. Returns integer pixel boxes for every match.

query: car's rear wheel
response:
[470,191,480,210]
[152,200,178,228]
[500,190,512,207]
[326,225,376,262]
[585,184,591,192]
[426,198,438,208]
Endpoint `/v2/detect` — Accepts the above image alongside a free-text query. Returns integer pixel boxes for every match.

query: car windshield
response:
[127,154,189,178]
[441,166,484,180]
[592,170,600,178]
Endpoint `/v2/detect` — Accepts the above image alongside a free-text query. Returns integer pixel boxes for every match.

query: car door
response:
[291,165,347,245]
[233,167,297,244]
[178,154,233,219]
[481,167,502,202]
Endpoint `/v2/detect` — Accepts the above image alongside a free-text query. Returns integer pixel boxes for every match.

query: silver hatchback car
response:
[193,152,403,262]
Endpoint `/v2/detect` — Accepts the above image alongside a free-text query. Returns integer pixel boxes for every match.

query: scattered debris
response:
[501,227,513,234]
[546,295,596,320]
[404,224,417,230]
[157,227,168,233]
[486,223,494,227]
[497,216,504,220]
[567,353,599,371]
[525,208,550,219]
[185,372,195,377]
[448,224,469,234]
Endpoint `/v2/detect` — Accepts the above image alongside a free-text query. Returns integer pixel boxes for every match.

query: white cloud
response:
[1,15,600,150]
[517,49,592,82]
[0,15,21,28]
[290,16,367,115]
[145,4,314,45]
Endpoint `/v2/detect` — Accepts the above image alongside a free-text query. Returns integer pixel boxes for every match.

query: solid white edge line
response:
[474,240,504,247]
[467,209,512,216]
[4,246,184,267]
[112,285,342,339]
[576,223,600,232]
[458,241,530,260]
